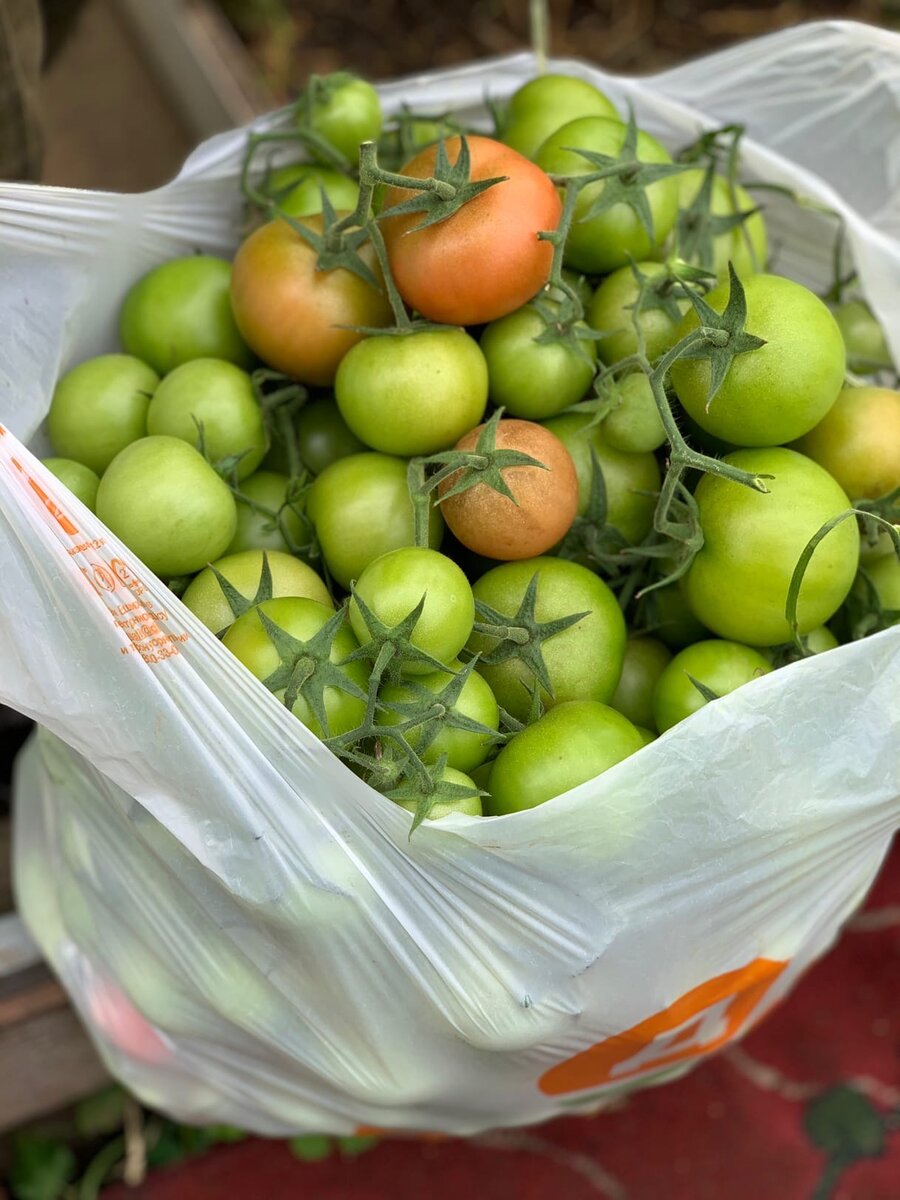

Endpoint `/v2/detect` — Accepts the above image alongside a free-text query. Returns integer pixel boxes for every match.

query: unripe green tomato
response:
[376,661,500,773]
[479,303,596,420]
[147,359,267,481]
[41,458,100,511]
[120,256,253,375]
[468,556,626,723]
[268,165,359,218]
[307,453,443,589]
[542,412,660,545]
[96,436,237,579]
[223,597,368,738]
[634,726,657,747]
[225,470,308,556]
[304,73,383,163]
[48,354,159,474]
[861,554,900,621]
[833,298,893,373]
[296,399,366,475]
[683,448,860,646]
[588,262,689,366]
[535,118,680,274]
[671,274,846,447]
[610,637,672,731]
[349,547,475,675]
[335,329,489,457]
[641,578,710,650]
[487,700,643,814]
[182,548,331,635]
[759,624,839,663]
[502,73,618,160]
[860,525,900,564]
[653,639,772,732]
[599,372,666,453]
[675,169,768,278]
[391,766,483,820]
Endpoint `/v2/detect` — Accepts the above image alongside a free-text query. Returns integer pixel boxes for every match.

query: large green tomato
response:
[120,256,253,375]
[542,412,660,545]
[468,556,626,722]
[47,354,159,474]
[225,470,308,556]
[479,302,597,421]
[675,169,768,278]
[391,767,482,820]
[96,436,237,579]
[349,548,474,675]
[335,329,488,456]
[671,274,846,447]
[653,638,772,732]
[182,548,331,635]
[304,73,383,164]
[42,458,100,511]
[502,73,618,161]
[535,118,680,273]
[377,661,500,772]
[147,359,266,481]
[223,598,368,738]
[307,453,443,589]
[683,448,859,645]
[487,700,643,815]
[588,262,689,366]
[610,637,672,731]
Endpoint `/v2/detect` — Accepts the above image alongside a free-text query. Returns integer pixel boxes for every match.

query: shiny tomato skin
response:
[653,638,772,732]
[502,74,618,161]
[230,215,392,386]
[381,135,562,326]
[683,448,860,646]
[610,636,672,731]
[487,700,643,815]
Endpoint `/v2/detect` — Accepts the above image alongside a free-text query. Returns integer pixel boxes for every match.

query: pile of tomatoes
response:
[42,71,900,830]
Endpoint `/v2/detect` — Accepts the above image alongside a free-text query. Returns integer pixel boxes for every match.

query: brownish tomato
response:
[380,136,561,326]
[438,419,579,560]
[229,214,392,386]
[793,386,900,501]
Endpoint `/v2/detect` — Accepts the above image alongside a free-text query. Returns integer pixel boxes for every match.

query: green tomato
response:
[349,548,474,675]
[479,302,597,420]
[638,573,710,649]
[96,436,237,579]
[542,412,660,545]
[267,165,359,218]
[793,386,900,502]
[223,598,368,738]
[391,766,482,820]
[671,273,846,447]
[653,638,772,732]
[304,73,383,164]
[147,359,266,481]
[862,554,900,622]
[307,453,443,589]
[503,73,618,160]
[675,169,768,278]
[610,637,672,731]
[598,372,666,453]
[634,725,656,747]
[335,329,488,456]
[295,398,366,475]
[833,298,894,373]
[468,556,626,722]
[683,448,859,645]
[487,700,642,815]
[535,118,680,273]
[48,354,159,474]
[588,261,689,366]
[182,548,331,635]
[120,256,253,375]
[860,524,900,564]
[377,661,500,772]
[226,470,308,556]
[41,458,100,511]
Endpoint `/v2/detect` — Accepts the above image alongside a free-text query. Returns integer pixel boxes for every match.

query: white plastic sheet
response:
[1,21,899,1135]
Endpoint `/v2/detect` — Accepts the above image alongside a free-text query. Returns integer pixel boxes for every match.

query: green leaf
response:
[9,1137,76,1200]
[289,1134,333,1162]
[805,1086,885,1160]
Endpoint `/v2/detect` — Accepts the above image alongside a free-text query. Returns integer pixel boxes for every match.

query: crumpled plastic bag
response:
[1,20,899,1135]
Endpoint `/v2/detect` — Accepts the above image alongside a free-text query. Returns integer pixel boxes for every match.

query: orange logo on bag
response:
[539,957,787,1096]
[10,456,78,536]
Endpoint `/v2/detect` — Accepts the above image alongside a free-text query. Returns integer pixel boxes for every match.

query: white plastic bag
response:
[2,21,899,1136]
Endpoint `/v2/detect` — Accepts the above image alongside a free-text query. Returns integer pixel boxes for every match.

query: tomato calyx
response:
[557,450,632,572]
[206,552,278,638]
[343,589,451,679]
[529,293,604,366]
[375,135,508,233]
[384,756,484,835]
[470,570,590,701]
[256,605,368,733]
[377,656,503,761]
[674,162,762,275]
[407,409,547,547]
